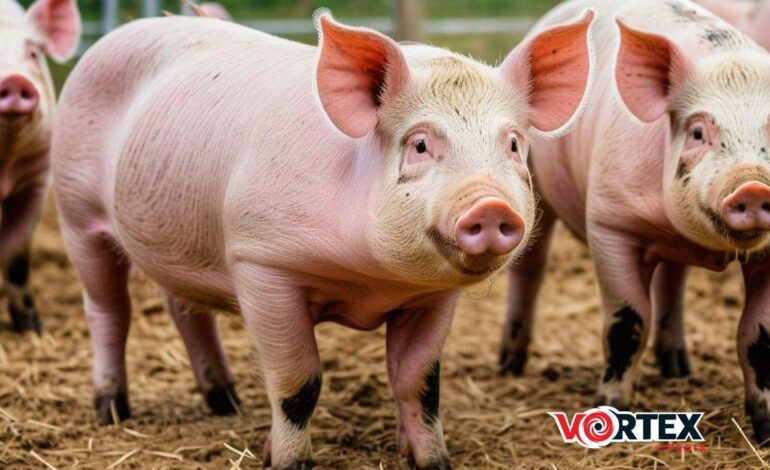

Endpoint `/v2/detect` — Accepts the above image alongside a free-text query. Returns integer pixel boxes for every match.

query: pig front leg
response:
[651,262,692,378]
[0,185,46,334]
[235,266,321,469]
[499,207,555,376]
[590,228,654,409]
[739,260,770,446]
[387,294,458,470]
[161,290,240,415]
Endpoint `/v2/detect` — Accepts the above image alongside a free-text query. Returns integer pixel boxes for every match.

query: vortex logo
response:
[549,406,619,448]
[549,407,704,448]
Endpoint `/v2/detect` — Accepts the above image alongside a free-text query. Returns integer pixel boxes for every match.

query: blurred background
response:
[17,0,563,88]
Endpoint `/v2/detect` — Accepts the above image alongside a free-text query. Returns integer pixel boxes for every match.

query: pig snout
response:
[721,181,770,232]
[0,75,40,117]
[454,197,524,256]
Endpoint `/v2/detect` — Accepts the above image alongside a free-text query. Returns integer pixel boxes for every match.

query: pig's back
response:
[525,0,737,237]
[53,17,330,304]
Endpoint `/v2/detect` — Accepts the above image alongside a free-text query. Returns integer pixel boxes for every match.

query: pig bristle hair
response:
[313,7,333,34]
[533,8,598,140]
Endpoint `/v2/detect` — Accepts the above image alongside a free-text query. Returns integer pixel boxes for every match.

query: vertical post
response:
[393,0,424,42]
[102,0,119,33]
[142,0,160,18]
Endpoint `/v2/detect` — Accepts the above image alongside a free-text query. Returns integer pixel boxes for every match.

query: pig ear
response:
[615,19,692,123]
[27,0,81,63]
[501,9,595,136]
[315,12,410,138]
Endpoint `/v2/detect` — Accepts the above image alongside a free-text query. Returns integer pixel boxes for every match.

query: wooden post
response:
[101,0,119,33]
[142,0,160,18]
[393,0,424,42]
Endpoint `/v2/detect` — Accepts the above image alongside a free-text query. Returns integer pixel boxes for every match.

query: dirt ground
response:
[0,194,767,470]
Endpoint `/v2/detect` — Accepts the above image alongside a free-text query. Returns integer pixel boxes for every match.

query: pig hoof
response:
[205,383,241,415]
[746,399,770,447]
[498,348,527,376]
[279,459,313,470]
[9,301,42,335]
[94,392,131,425]
[656,348,691,378]
[408,456,452,470]
[593,393,628,410]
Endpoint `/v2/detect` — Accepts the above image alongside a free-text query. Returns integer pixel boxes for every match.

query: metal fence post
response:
[393,0,424,41]
[102,0,119,33]
[142,0,160,18]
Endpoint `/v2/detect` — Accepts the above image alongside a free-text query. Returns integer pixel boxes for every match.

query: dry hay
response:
[0,193,767,469]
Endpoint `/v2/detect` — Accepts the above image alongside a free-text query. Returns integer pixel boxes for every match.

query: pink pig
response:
[51,10,594,468]
[694,0,770,51]
[0,0,79,333]
[499,0,770,445]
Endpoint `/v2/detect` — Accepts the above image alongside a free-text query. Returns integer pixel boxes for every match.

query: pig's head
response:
[315,11,595,286]
[616,20,770,256]
[0,0,79,138]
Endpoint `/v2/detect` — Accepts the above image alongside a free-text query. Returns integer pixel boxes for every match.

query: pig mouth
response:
[0,113,32,128]
[700,205,769,247]
[426,227,506,277]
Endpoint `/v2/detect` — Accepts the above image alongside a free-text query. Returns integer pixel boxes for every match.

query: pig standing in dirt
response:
[694,0,770,50]
[0,0,79,333]
[51,9,595,468]
[498,0,770,445]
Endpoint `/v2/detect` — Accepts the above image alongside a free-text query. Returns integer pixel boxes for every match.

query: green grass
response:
[19,0,560,22]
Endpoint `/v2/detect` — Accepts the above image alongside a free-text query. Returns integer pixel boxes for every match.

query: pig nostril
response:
[468,224,482,235]
[0,90,7,98]
[500,223,513,236]
[20,90,29,99]
[763,203,770,212]
[737,203,747,212]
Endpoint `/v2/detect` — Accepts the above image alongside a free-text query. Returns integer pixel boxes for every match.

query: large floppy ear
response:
[500,9,595,136]
[27,0,81,63]
[315,12,410,138]
[615,19,693,123]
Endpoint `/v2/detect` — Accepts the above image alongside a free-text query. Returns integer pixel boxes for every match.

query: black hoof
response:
[498,348,527,376]
[280,460,313,470]
[205,382,241,416]
[746,399,770,447]
[657,348,691,378]
[95,392,131,425]
[408,456,452,470]
[9,301,42,335]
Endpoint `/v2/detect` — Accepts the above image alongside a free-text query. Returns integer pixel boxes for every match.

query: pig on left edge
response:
[0,0,80,334]
[51,9,595,468]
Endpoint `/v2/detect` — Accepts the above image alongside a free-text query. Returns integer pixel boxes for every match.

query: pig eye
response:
[406,133,433,165]
[507,134,524,163]
[692,127,704,141]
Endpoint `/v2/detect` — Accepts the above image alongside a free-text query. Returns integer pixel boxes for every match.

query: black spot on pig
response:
[281,375,321,429]
[676,160,689,179]
[659,309,673,332]
[748,325,770,390]
[703,28,745,49]
[746,394,770,446]
[602,306,643,382]
[421,362,441,425]
[6,255,29,286]
[509,320,523,340]
[281,460,313,470]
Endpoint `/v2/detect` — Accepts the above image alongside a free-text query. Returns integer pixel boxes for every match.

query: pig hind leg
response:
[499,206,556,376]
[62,224,133,425]
[0,186,46,334]
[739,261,770,446]
[651,262,691,378]
[161,290,240,415]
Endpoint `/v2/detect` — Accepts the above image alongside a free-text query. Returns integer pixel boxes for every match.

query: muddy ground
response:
[0,194,766,469]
